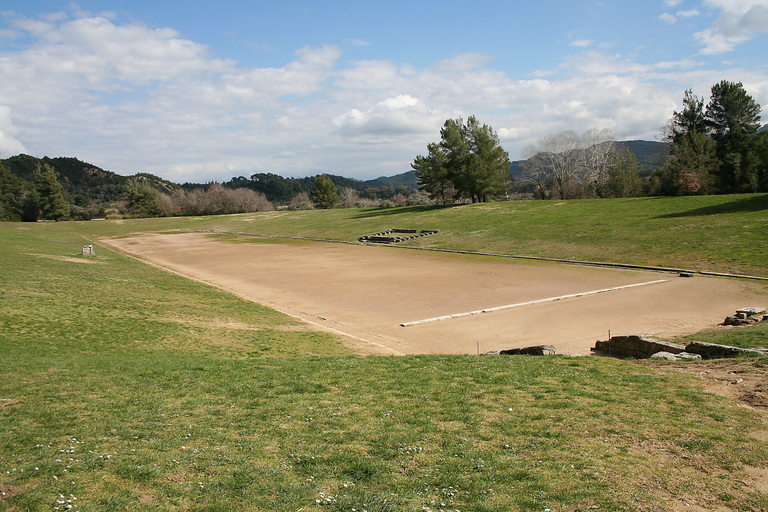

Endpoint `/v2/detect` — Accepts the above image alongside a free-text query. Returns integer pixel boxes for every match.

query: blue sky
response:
[1,1,767,183]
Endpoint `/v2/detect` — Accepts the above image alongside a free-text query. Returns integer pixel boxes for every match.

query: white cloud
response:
[695,1,768,54]
[0,106,27,157]
[659,13,678,24]
[677,9,700,17]
[663,0,684,6]
[570,39,594,47]
[0,9,765,182]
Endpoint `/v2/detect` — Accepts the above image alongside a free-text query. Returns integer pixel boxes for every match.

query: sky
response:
[1,1,767,183]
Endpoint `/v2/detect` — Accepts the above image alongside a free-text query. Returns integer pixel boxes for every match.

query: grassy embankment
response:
[1,194,768,511]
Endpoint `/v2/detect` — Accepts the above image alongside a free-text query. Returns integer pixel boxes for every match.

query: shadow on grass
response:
[655,194,768,218]
[351,204,461,219]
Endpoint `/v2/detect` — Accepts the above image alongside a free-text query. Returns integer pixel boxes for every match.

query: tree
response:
[413,116,510,203]
[662,81,764,194]
[666,89,707,144]
[412,142,452,203]
[0,163,24,221]
[455,116,511,202]
[606,147,642,198]
[311,175,340,209]
[126,178,164,217]
[705,80,762,192]
[522,130,584,199]
[658,130,718,195]
[35,164,69,220]
[581,129,616,198]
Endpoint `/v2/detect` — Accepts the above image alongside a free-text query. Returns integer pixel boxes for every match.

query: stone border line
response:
[400,279,669,327]
[184,230,768,281]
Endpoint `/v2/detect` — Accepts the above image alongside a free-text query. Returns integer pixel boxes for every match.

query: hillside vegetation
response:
[1,195,768,511]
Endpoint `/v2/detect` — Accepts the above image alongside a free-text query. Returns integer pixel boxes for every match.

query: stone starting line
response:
[400,279,669,327]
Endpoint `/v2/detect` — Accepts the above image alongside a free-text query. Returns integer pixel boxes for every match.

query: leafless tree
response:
[522,129,617,199]
[581,129,616,197]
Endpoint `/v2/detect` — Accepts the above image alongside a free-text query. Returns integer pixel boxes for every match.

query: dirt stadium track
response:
[101,232,768,356]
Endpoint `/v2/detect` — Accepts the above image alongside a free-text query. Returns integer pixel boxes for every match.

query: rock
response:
[650,351,702,361]
[737,307,766,316]
[499,345,557,356]
[724,315,760,326]
[482,350,500,355]
[593,335,686,359]
[685,341,768,359]
[649,351,678,361]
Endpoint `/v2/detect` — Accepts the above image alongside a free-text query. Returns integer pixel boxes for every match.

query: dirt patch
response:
[26,253,101,264]
[0,484,23,502]
[100,232,768,357]
[637,358,768,410]
[138,494,156,504]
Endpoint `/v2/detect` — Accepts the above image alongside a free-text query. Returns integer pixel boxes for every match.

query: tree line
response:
[412,80,766,202]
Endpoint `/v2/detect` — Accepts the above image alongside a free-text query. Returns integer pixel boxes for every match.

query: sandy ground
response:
[101,232,768,356]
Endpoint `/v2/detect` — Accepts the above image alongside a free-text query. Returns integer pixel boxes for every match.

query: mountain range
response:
[1,140,671,205]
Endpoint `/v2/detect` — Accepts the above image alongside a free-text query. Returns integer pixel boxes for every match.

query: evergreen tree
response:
[413,116,510,203]
[0,163,24,221]
[412,142,452,203]
[705,80,762,192]
[34,164,69,220]
[658,130,718,195]
[311,175,340,209]
[126,178,165,217]
[606,147,642,198]
[668,89,707,143]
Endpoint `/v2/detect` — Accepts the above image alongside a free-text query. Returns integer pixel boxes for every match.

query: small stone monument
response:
[82,245,95,255]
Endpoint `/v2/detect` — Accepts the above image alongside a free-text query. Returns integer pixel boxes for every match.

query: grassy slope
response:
[2,195,768,511]
[102,193,767,277]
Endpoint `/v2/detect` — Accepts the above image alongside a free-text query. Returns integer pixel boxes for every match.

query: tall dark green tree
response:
[668,89,707,143]
[34,164,69,220]
[126,178,164,217]
[657,130,718,195]
[311,175,340,209]
[413,116,510,203]
[0,163,24,221]
[705,80,763,192]
[412,142,452,203]
[606,147,642,198]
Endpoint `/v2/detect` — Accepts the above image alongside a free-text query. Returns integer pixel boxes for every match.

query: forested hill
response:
[0,154,178,204]
[2,139,670,206]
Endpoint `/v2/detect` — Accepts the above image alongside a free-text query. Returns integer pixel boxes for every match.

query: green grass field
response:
[2,194,768,511]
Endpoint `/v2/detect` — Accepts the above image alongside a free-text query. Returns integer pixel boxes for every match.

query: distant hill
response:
[509,140,670,181]
[1,154,179,204]
[2,139,672,206]
[363,170,417,189]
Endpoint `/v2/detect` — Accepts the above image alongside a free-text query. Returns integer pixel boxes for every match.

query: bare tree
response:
[581,129,616,197]
[523,129,618,199]
[523,130,582,199]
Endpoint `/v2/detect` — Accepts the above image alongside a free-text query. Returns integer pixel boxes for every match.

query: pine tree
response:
[311,175,340,209]
[34,164,69,220]
[705,80,762,192]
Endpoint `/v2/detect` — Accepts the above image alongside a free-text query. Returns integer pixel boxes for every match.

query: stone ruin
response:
[359,228,438,244]
[483,345,557,356]
[724,306,767,326]
[592,307,768,360]
[82,245,95,255]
